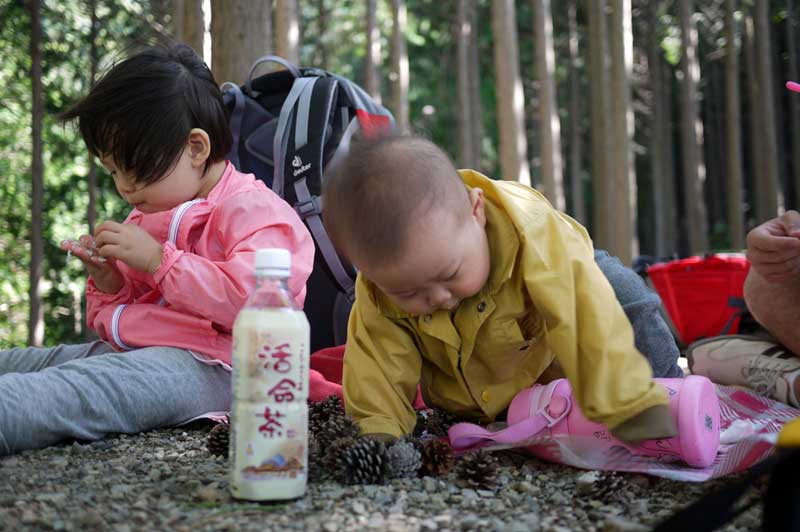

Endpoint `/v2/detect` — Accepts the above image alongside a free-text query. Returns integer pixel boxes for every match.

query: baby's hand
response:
[610,404,677,443]
[94,221,163,274]
[61,236,124,294]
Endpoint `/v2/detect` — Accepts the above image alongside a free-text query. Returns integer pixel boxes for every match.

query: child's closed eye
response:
[395,291,417,299]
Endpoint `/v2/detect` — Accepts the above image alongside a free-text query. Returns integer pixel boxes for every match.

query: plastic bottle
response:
[230,248,310,500]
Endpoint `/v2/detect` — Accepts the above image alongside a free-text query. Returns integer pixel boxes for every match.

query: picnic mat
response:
[310,346,799,481]
[472,385,800,482]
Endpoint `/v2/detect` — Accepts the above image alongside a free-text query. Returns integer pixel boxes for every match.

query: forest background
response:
[1,0,796,349]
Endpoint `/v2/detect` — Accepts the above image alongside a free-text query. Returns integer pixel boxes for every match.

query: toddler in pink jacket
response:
[0,44,314,455]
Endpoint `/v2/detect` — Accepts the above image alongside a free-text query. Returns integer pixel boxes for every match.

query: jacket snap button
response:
[477,301,486,312]
[423,314,432,323]
[481,390,490,402]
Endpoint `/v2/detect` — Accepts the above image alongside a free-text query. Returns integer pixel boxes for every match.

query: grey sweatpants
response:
[0,341,231,456]
[595,249,683,379]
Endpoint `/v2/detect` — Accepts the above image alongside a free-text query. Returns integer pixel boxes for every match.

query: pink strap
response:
[448,385,572,451]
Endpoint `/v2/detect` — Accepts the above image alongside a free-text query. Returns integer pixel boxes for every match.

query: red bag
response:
[646,254,751,346]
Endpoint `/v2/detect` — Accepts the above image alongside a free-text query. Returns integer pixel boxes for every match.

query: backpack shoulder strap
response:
[272,76,318,197]
[293,77,357,300]
[273,74,357,300]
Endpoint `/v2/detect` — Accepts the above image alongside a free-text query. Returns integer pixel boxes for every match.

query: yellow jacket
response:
[342,170,668,437]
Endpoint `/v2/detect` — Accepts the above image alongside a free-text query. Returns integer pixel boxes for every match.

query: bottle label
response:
[231,308,310,500]
[233,309,308,402]
[231,402,307,485]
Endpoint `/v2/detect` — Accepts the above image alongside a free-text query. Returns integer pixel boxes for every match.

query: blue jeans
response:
[595,250,683,378]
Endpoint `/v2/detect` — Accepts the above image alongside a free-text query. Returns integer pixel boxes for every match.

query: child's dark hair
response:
[323,134,469,267]
[61,43,231,185]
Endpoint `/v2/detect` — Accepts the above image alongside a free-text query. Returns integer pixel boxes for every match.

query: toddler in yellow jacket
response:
[323,135,679,442]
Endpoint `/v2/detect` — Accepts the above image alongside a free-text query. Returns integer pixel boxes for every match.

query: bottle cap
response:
[254,248,291,278]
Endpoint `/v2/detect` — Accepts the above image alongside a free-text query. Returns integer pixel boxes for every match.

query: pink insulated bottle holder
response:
[448,375,720,468]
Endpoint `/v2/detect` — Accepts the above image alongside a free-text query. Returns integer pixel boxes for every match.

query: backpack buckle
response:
[294,196,323,219]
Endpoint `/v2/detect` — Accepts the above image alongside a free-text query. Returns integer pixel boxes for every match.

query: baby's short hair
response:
[61,43,231,185]
[323,135,468,267]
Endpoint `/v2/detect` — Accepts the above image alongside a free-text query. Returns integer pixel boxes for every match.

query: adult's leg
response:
[0,341,115,374]
[0,347,230,456]
[595,250,683,378]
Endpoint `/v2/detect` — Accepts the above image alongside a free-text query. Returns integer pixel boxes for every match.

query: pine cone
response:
[316,414,361,449]
[426,409,463,438]
[322,436,358,477]
[419,438,454,477]
[331,438,390,485]
[414,408,463,438]
[309,396,344,436]
[386,438,422,479]
[455,451,499,489]
[308,433,327,483]
[207,421,230,458]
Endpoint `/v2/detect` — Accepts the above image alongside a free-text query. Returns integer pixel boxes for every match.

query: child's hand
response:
[94,221,164,274]
[61,236,124,294]
[610,404,677,443]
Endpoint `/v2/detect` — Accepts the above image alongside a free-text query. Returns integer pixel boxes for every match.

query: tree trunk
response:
[648,2,669,256]
[744,14,765,227]
[658,56,679,256]
[457,0,476,168]
[788,0,800,209]
[587,0,613,250]
[532,0,565,211]
[172,0,204,57]
[28,0,44,346]
[467,1,483,171]
[390,0,410,132]
[365,0,381,103]
[724,0,745,249]
[753,0,783,220]
[678,0,709,254]
[567,0,585,225]
[211,0,273,85]
[87,0,98,236]
[275,0,300,65]
[662,57,678,255]
[754,1,784,222]
[317,0,329,69]
[491,0,530,185]
[715,61,729,230]
[608,0,637,264]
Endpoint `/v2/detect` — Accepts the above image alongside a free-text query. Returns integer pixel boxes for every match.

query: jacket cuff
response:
[86,277,134,304]
[152,241,184,285]
[356,417,408,438]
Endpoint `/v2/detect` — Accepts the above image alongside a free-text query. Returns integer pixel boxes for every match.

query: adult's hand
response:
[746,210,800,283]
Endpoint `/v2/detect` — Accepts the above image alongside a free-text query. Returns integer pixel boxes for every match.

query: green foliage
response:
[0,0,164,348]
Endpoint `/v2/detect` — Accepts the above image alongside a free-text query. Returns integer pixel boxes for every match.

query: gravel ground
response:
[0,422,762,532]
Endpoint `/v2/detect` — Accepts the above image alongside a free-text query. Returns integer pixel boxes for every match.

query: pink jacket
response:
[86,162,314,365]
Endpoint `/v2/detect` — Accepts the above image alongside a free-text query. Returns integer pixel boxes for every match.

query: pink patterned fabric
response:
[462,385,799,482]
